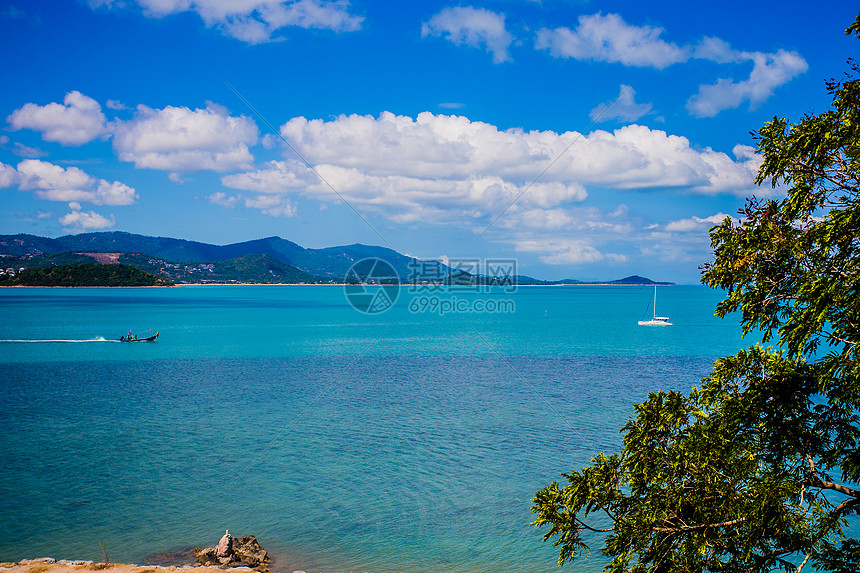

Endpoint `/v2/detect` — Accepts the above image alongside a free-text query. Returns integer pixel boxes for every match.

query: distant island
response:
[0,232,674,287]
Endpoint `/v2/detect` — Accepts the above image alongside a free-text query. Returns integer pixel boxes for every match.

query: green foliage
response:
[0,263,173,287]
[532,15,860,572]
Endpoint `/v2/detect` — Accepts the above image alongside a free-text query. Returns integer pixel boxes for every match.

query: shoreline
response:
[0,282,678,288]
[0,562,268,573]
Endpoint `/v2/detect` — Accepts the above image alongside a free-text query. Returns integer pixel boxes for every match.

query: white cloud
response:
[14,159,138,205]
[534,14,806,118]
[112,103,258,172]
[261,133,280,149]
[106,99,127,110]
[512,208,574,230]
[7,91,108,145]
[208,191,243,208]
[207,190,295,216]
[664,212,729,232]
[215,110,769,267]
[59,207,116,231]
[0,162,20,188]
[514,237,626,265]
[244,194,297,217]
[590,84,653,123]
[687,49,808,117]
[223,157,589,224]
[92,0,363,43]
[536,13,688,69]
[693,36,742,64]
[422,6,514,64]
[265,112,763,196]
[219,111,765,227]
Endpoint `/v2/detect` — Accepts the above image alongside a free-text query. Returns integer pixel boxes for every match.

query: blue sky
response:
[0,0,856,283]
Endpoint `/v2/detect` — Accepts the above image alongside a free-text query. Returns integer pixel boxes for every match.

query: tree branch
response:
[575,517,613,533]
[652,517,747,533]
[796,553,811,573]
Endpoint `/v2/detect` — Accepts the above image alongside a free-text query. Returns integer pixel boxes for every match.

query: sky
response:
[0,0,856,283]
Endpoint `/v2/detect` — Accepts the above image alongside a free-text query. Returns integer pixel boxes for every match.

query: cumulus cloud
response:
[208,191,243,208]
[422,6,514,64]
[207,190,295,216]
[215,110,765,265]
[590,84,653,123]
[536,13,688,69]
[693,36,742,64]
[664,213,730,232]
[59,206,116,231]
[90,0,363,43]
[7,92,261,174]
[687,49,808,117]
[0,162,19,188]
[112,103,258,172]
[244,194,297,217]
[535,13,806,117]
[266,111,762,196]
[14,159,138,205]
[7,91,108,145]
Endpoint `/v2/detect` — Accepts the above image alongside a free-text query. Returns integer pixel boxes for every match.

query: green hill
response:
[0,264,174,287]
[119,252,321,284]
[0,232,430,280]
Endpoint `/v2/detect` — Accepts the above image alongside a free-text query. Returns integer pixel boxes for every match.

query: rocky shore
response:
[0,561,265,573]
[3,533,279,573]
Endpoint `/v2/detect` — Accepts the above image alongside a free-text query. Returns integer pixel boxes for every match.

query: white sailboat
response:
[638,285,672,326]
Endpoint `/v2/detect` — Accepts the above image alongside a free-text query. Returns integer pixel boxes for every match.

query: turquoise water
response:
[0,285,751,571]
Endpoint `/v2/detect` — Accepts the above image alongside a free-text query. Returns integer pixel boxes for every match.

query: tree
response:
[532,16,860,573]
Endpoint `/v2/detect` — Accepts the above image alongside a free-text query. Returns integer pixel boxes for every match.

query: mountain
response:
[0,233,674,284]
[609,275,673,285]
[0,232,431,280]
[119,253,320,284]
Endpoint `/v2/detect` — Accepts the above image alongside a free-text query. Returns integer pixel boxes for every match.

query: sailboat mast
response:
[653,285,657,319]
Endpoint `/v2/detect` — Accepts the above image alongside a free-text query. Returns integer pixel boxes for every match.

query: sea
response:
[0,284,766,572]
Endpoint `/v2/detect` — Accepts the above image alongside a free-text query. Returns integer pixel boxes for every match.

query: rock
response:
[192,546,217,566]
[215,531,233,559]
[228,535,269,572]
[193,533,269,573]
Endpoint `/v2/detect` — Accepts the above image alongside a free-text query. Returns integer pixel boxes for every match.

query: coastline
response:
[0,281,676,288]
[0,562,266,573]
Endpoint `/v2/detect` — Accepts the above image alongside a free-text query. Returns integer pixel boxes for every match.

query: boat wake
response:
[0,336,117,343]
